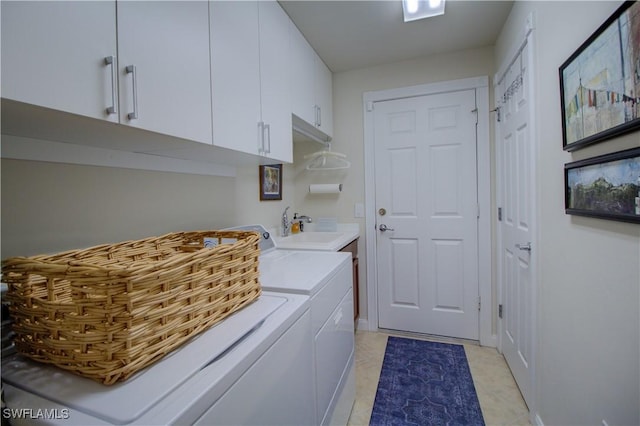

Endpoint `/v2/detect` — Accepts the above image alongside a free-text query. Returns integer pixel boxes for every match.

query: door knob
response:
[379,224,394,232]
[515,242,531,252]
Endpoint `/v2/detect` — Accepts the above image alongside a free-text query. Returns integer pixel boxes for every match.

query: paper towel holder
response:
[309,184,343,194]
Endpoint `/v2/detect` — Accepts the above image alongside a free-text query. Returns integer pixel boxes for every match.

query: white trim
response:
[1,135,237,177]
[363,76,494,347]
[533,412,544,426]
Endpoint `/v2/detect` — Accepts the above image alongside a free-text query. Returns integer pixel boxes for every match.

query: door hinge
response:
[498,304,503,319]
[471,107,478,124]
[477,204,480,219]
[478,296,481,312]
[498,207,503,221]
[491,106,501,122]
[366,101,374,112]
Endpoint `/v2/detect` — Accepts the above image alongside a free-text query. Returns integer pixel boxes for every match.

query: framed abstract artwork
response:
[565,147,640,223]
[559,1,640,151]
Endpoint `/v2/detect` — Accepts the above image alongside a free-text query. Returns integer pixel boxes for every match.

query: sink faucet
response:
[281,206,290,237]
[296,214,313,223]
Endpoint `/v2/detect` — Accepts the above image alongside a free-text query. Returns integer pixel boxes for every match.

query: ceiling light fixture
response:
[402,0,445,22]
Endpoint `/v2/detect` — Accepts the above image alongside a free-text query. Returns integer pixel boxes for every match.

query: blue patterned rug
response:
[370,337,485,426]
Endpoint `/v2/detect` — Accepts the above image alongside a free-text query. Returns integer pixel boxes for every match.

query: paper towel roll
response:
[309,184,343,194]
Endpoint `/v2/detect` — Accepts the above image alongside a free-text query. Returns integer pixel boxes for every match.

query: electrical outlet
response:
[354,202,365,218]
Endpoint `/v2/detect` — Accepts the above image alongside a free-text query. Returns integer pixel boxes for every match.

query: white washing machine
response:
[231,225,356,426]
[2,292,314,424]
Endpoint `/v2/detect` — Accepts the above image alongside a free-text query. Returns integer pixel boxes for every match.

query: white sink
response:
[284,232,344,244]
[274,231,358,252]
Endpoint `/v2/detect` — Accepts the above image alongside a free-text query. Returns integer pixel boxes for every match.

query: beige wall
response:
[293,46,496,323]
[1,159,235,257]
[496,1,639,424]
[0,159,296,258]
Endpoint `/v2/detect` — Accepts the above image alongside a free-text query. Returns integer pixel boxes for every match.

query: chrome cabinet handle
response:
[314,105,322,127]
[257,121,264,153]
[379,224,394,232]
[104,56,117,115]
[516,242,532,252]
[264,123,271,154]
[126,65,138,120]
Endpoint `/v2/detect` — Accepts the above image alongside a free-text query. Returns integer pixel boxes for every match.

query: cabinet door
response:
[258,0,293,163]
[315,54,334,137]
[289,21,316,126]
[1,1,118,122]
[117,1,212,144]
[210,1,262,156]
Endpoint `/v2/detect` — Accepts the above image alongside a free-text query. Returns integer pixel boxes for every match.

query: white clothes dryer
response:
[228,225,356,426]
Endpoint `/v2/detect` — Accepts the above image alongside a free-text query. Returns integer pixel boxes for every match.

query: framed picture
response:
[259,164,282,201]
[559,1,640,152]
[565,147,640,223]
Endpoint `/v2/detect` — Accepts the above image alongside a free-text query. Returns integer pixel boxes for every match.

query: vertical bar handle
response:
[264,123,271,154]
[126,65,138,120]
[104,56,117,115]
[317,105,322,127]
[257,121,264,153]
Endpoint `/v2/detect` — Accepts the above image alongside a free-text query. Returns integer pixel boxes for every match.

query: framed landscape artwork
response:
[559,1,640,151]
[565,147,640,223]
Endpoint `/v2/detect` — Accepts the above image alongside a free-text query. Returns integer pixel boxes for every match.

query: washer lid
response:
[2,295,286,425]
[259,250,350,296]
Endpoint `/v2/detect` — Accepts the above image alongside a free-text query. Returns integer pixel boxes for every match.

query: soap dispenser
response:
[291,213,300,234]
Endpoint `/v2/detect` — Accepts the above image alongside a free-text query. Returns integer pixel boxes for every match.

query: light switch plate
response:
[354,203,365,218]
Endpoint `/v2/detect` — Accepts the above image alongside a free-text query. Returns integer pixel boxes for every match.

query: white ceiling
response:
[279,0,514,73]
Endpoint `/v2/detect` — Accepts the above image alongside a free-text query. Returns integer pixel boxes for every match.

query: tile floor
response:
[347,330,530,426]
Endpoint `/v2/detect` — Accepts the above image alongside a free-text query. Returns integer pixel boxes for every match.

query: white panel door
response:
[497,42,535,408]
[1,1,118,122]
[117,1,212,144]
[375,90,479,340]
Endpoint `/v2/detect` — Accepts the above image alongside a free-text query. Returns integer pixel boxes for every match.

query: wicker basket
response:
[1,230,261,385]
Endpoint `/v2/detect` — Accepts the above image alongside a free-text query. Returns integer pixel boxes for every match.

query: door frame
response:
[363,76,494,347]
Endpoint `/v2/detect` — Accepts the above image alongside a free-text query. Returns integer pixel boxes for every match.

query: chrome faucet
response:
[295,214,312,232]
[296,214,312,223]
[281,206,290,237]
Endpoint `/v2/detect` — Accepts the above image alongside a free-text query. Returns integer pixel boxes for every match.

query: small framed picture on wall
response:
[259,164,282,201]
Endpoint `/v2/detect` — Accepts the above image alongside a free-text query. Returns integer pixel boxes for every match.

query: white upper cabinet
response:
[314,54,333,137]
[289,21,333,138]
[210,1,261,157]
[210,0,292,163]
[2,1,212,145]
[1,1,118,123]
[258,0,293,163]
[290,21,317,127]
[117,1,212,145]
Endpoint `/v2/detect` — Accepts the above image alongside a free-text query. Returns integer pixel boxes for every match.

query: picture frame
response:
[559,1,640,152]
[259,164,282,201]
[565,147,640,224]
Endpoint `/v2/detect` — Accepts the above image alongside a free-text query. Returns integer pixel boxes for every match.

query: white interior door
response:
[496,38,535,409]
[374,89,480,340]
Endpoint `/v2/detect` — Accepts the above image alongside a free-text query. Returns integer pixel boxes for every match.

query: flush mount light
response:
[402,0,445,22]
